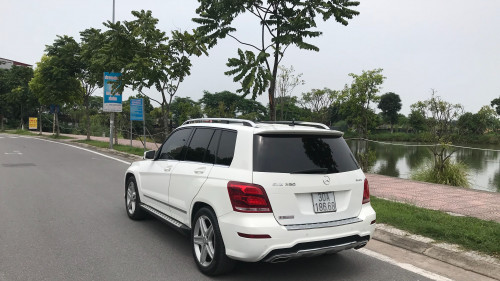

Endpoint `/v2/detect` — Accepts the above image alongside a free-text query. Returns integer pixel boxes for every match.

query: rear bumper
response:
[263,235,370,263]
[218,203,376,262]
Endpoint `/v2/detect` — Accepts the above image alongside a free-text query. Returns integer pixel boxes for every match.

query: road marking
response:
[17,136,132,165]
[9,136,18,139]
[357,248,453,281]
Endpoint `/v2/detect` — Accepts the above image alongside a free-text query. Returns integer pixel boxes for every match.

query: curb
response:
[32,135,144,162]
[372,224,500,280]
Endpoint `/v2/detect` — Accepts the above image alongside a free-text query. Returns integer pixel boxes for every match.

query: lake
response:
[346,139,500,193]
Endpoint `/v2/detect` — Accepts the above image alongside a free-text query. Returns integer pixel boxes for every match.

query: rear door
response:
[252,133,365,226]
[168,128,224,224]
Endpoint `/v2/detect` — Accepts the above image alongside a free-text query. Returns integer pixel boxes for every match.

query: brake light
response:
[363,178,370,204]
[227,181,272,213]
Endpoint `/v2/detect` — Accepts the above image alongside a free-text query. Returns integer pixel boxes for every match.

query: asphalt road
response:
[0,134,436,281]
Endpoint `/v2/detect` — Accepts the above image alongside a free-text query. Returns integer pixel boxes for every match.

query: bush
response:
[411,160,470,187]
[355,148,376,172]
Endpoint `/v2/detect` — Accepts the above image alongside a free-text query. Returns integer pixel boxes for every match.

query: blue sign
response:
[103,72,123,112]
[130,98,144,121]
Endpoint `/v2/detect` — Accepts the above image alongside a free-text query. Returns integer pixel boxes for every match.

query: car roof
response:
[181,118,343,136]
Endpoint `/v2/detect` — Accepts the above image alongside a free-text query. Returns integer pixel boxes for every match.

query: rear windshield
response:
[253,134,359,174]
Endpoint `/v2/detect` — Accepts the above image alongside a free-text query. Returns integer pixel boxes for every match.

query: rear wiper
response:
[290,168,328,174]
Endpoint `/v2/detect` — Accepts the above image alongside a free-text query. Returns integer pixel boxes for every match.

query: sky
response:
[1,0,499,115]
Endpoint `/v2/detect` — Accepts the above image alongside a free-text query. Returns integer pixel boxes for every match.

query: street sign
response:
[29,117,37,130]
[49,105,60,114]
[130,99,144,121]
[103,72,123,112]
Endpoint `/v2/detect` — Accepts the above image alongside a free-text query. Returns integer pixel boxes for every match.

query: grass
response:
[4,129,38,135]
[4,129,75,139]
[371,196,500,258]
[45,134,75,140]
[74,139,145,156]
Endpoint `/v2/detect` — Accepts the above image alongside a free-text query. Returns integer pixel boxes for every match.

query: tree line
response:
[0,2,499,146]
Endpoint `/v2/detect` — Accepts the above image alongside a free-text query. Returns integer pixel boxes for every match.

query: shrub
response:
[411,160,470,187]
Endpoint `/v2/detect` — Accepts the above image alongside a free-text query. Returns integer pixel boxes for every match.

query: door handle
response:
[194,167,206,174]
[164,166,172,172]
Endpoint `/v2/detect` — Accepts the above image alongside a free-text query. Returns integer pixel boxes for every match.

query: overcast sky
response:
[2,0,499,115]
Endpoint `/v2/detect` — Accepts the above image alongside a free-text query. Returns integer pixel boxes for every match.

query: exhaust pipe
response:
[354,242,367,250]
[270,256,291,263]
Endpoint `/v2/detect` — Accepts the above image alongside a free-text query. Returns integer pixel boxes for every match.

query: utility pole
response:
[109,0,115,149]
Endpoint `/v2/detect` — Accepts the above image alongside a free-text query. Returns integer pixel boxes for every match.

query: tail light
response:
[227,181,272,213]
[363,178,370,204]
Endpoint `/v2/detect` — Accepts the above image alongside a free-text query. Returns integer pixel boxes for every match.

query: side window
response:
[216,130,237,166]
[185,128,216,163]
[204,130,221,164]
[158,128,192,160]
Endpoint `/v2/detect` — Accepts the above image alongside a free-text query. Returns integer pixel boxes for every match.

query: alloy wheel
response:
[126,181,136,214]
[193,215,215,267]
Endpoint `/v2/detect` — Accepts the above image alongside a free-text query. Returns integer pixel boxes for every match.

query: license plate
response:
[312,192,336,213]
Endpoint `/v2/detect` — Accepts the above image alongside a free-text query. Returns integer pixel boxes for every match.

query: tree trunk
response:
[53,113,56,134]
[20,104,24,130]
[84,95,90,140]
[55,113,60,137]
[390,122,394,134]
[39,107,42,135]
[0,113,3,131]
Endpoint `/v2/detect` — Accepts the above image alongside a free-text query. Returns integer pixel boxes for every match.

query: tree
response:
[29,55,82,136]
[0,66,36,130]
[410,90,464,177]
[101,10,207,137]
[276,65,304,120]
[275,95,311,121]
[457,112,477,135]
[193,0,360,120]
[301,88,338,125]
[200,90,267,120]
[378,92,401,133]
[491,97,500,115]
[170,97,203,126]
[410,90,463,139]
[408,110,426,133]
[43,33,104,140]
[78,28,106,140]
[339,69,385,136]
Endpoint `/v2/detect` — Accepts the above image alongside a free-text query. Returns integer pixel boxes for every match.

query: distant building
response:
[0,57,32,69]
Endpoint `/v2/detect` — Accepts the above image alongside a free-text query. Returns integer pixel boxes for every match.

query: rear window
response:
[253,134,359,174]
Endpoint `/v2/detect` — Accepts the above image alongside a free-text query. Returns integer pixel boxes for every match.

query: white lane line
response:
[357,248,453,281]
[17,136,131,165]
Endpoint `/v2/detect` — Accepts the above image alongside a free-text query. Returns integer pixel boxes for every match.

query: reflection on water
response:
[346,140,500,193]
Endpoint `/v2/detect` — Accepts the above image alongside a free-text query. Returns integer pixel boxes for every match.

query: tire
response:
[125,176,146,220]
[191,207,235,276]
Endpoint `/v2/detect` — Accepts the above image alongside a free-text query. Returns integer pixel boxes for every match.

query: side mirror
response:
[143,150,156,160]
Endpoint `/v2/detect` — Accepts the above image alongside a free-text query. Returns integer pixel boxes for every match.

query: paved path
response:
[367,173,500,223]
[41,132,162,151]
[40,131,500,223]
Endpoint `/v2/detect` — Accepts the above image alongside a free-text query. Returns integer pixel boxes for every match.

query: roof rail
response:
[182,118,256,127]
[258,121,330,130]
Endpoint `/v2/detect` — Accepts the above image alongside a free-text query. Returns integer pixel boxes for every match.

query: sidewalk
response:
[41,132,162,151]
[43,132,500,223]
[367,173,500,223]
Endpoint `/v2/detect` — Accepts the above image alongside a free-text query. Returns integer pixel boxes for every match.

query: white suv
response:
[124,118,376,275]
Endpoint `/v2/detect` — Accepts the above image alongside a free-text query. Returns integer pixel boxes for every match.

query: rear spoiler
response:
[255,130,344,137]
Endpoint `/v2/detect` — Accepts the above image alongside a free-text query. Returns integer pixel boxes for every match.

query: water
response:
[346,139,500,193]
